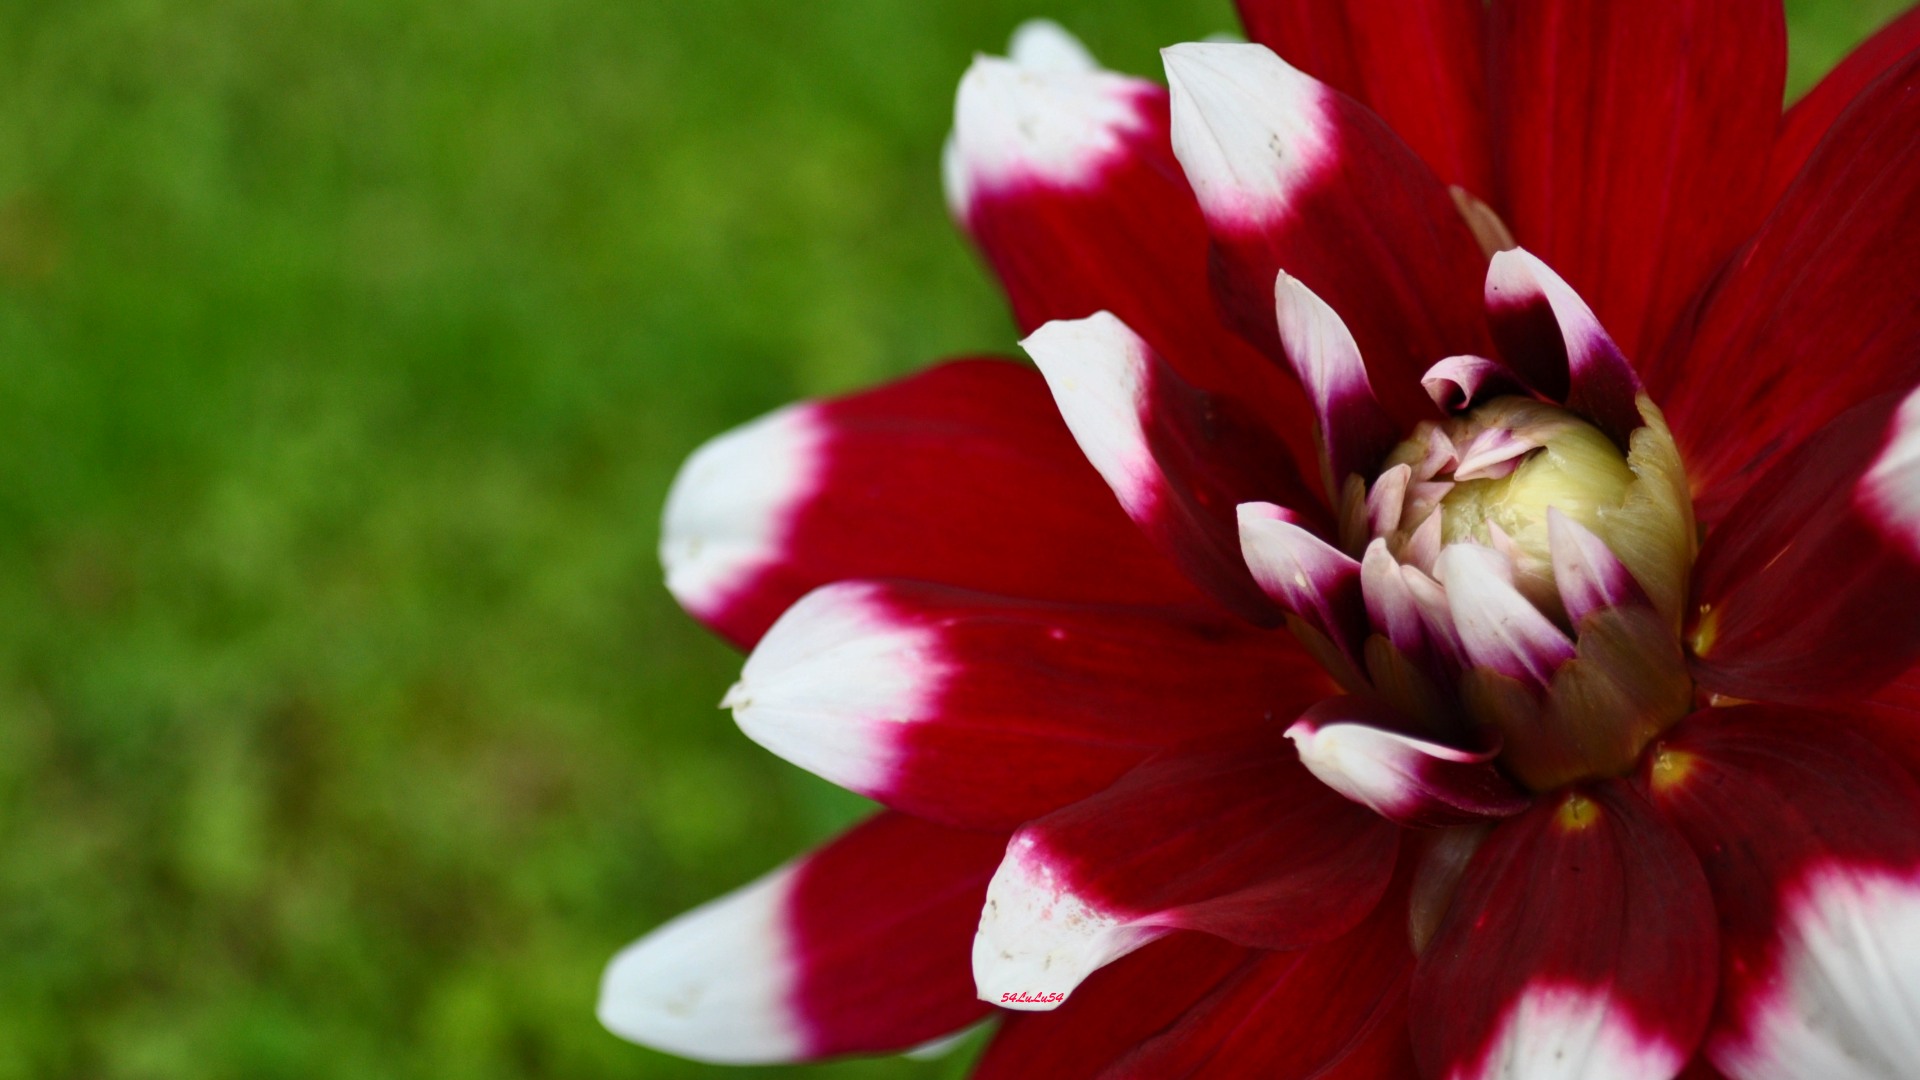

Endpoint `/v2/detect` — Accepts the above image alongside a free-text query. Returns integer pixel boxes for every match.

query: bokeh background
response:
[0,0,1902,1076]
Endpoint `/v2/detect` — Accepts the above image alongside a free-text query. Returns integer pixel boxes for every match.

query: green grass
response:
[0,1,1900,1076]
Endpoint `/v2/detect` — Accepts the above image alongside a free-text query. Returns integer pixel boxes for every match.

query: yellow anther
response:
[1555,793,1602,832]
[1649,747,1698,795]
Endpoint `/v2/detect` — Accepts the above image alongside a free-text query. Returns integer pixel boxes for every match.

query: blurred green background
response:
[0,0,1899,1076]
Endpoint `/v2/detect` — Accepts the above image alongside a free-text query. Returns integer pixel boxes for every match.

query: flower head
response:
[605,4,1920,1077]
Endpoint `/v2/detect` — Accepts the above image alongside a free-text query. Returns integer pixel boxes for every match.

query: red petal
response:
[1690,390,1920,705]
[660,359,1200,648]
[731,580,1332,831]
[1639,707,1920,1079]
[1107,873,1419,1077]
[598,812,1003,1063]
[949,47,1321,474]
[972,727,1399,1008]
[1163,42,1492,432]
[1489,0,1786,366]
[1411,783,1718,1080]
[973,933,1250,1078]
[1234,0,1491,195]
[1656,48,1920,522]
[1024,315,1323,624]
[1764,6,1920,210]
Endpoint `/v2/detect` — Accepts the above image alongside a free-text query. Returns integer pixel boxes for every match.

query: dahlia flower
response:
[602,3,1920,1076]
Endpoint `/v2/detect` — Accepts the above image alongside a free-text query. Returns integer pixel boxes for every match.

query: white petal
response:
[1464,983,1690,1080]
[1861,387,1920,561]
[727,581,944,798]
[971,834,1157,1012]
[1007,19,1097,73]
[1717,867,1920,1080]
[660,404,823,625]
[1162,41,1335,228]
[1436,543,1575,687]
[598,866,805,1064]
[1021,313,1156,517]
[946,41,1152,216]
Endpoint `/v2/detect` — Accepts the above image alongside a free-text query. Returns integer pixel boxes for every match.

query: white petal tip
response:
[660,404,824,625]
[597,871,805,1064]
[972,837,1151,1012]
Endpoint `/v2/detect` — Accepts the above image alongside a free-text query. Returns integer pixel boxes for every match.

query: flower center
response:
[1357,396,1698,791]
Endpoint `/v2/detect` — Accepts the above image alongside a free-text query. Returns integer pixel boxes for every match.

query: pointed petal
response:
[1764,6,1920,209]
[1164,41,1492,430]
[1549,508,1651,627]
[1362,538,1427,657]
[1656,49,1920,521]
[1024,314,1320,624]
[1233,0,1490,194]
[1691,388,1920,705]
[1288,696,1530,828]
[1639,707,1920,1080]
[1484,248,1643,442]
[948,32,1320,472]
[972,727,1399,1009]
[1238,501,1367,659]
[662,359,1199,648]
[1411,783,1718,1080]
[1437,543,1576,690]
[973,933,1250,1078]
[599,813,1003,1063]
[1273,270,1399,493]
[731,579,1332,830]
[1108,873,1419,1077]
[1488,0,1785,366]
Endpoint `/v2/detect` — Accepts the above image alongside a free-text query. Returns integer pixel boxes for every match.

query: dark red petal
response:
[1234,0,1490,195]
[1690,390,1920,706]
[949,53,1320,473]
[1411,783,1718,1080]
[1764,6,1920,209]
[973,933,1250,1079]
[1163,42,1493,432]
[1105,872,1419,1078]
[660,358,1201,648]
[598,812,1003,1063]
[1489,0,1786,366]
[1024,315,1323,624]
[730,580,1332,831]
[1483,247,1643,444]
[972,726,1399,1008]
[1639,707,1920,1079]
[1655,49,1920,522]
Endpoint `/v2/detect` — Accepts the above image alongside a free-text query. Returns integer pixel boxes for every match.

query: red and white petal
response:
[1425,354,1522,414]
[1484,248,1642,443]
[948,27,1319,472]
[730,579,1331,830]
[973,933,1251,1077]
[971,727,1399,1010]
[1691,388,1920,705]
[1411,783,1719,1080]
[1763,5,1920,209]
[1288,697,1529,828]
[1163,41,1491,430]
[1107,875,1419,1077]
[1639,708,1920,1080]
[1657,49,1920,521]
[1233,0,1490,195]
[1023,314,1319,624]
[1549,509,1651,627]
[1238,501,1367,659]
[1488,0,1785,367]
[599,812,1004,1063]
[661,359,1199,648]
[1274,270,1399,492]
[1437,543,1576,690]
